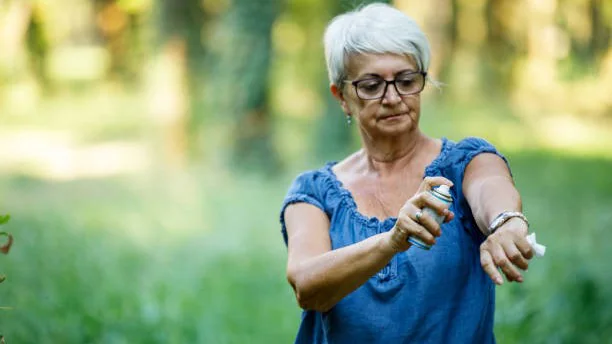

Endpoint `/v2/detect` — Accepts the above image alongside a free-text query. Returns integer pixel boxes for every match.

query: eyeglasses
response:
[345,71,427,100]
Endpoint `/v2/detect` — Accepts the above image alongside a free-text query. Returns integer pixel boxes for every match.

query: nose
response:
[381,82,401,105]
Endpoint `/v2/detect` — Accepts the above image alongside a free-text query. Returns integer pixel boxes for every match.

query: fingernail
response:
[495,278,503,285]
[517,276,523,283]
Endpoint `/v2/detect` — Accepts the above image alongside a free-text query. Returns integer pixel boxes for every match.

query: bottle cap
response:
[435,184,451,196]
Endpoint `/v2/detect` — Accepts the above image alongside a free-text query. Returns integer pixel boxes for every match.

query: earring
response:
[346,114,352,125]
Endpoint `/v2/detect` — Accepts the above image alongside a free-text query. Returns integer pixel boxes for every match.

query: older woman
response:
[279,3,534,343]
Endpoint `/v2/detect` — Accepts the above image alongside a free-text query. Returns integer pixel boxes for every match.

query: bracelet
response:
[487,211,529,236]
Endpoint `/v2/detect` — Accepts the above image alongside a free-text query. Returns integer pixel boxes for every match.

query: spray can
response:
[407,184,453,250]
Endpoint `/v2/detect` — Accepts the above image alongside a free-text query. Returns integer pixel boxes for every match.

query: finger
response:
[412,209,441,237]
[502,241,529,271]
[480,249,503,285]
[490,243,523,283]
[444,210,455,223]
[514,235,535,260]
[412,191,449,216]
[397,215,436,246]
[403,203,441,238]
[418,176,454,193]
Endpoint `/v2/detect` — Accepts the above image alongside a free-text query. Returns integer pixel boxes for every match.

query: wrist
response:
[487,211,528,236]
[495,217,529,236]
[378,231,402,256]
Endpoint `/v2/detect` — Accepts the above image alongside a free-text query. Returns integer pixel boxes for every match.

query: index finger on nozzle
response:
[420,176,454,192]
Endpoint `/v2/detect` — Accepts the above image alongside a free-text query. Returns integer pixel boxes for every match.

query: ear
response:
[330,84,350,115]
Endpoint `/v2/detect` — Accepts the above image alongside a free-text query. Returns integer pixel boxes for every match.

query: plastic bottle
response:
[407,184,453,250]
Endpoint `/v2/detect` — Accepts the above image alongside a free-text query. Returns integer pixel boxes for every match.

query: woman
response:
[279,3,534,343]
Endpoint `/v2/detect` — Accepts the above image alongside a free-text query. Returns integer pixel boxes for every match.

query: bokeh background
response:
[1,0,611,342]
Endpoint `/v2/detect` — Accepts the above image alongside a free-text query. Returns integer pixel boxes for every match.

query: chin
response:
[377,121,415,137]
[380,115,415,130]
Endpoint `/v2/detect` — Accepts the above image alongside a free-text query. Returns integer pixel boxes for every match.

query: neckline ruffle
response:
[322,137,452,227]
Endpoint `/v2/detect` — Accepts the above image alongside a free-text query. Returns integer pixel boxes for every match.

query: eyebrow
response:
[355,69,418,80]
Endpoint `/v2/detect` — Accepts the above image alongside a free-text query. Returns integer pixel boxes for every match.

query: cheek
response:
[346,98,366,116]
[406,95,421,112]
[356,103,377,118]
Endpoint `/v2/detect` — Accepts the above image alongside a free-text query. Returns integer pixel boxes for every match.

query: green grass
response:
[1,151,611,343]
[0,170,299,343]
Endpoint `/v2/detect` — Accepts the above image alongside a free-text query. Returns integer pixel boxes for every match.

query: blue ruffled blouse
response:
[280,137,509,344]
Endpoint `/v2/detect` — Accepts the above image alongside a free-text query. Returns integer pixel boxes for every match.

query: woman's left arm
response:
[463,153,534,285]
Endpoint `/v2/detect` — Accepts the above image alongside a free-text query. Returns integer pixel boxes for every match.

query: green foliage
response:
[0,152,611,342]
[0,214,13,308]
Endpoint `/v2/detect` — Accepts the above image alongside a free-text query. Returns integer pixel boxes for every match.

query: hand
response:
[387,177,455,253]
[479,217,534,285]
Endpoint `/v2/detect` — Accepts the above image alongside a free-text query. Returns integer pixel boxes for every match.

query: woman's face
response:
[333,53,423,138]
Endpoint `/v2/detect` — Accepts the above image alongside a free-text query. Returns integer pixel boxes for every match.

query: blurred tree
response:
[588,0,611,64]
[25,2,50,91]
[149,0,208,167]
[213,0,284,173]
[0,1,33,82]
[94,0,148,84]
[561,0,611,75]
[436,0,459,85]
[484,0,524,96]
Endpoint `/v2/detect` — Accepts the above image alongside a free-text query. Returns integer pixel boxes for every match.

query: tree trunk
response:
[218,0,283,173]
[149,0,206,168]
[0,1,33,80]
[484,0,521,96]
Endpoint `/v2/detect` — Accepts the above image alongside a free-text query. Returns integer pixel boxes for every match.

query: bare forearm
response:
[288,232,395,312]
[469,175,522,234]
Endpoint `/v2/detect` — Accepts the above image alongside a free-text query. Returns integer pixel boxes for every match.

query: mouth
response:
[379,112,407,121]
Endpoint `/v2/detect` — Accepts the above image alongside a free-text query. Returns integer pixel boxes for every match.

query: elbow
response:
[287,267,334,312]
[296,290,334,313]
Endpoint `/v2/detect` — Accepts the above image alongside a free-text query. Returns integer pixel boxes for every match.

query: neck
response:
[358,129,429,177]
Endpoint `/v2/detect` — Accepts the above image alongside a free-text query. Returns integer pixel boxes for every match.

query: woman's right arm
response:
[284,176,454,312]
[284,203,397,312]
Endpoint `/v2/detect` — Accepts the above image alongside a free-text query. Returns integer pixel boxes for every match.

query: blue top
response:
[279,137,510,344]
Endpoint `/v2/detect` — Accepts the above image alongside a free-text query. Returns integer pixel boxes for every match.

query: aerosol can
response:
[408,184,453,250]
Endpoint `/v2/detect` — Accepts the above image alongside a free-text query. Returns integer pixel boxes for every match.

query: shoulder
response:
[279,163,338,245]
[286,163,335,195]
[453,136,499,152]
[329,150,362,177]
[282,162,340,211]
[445,137,506,163]
[437,136,510,178]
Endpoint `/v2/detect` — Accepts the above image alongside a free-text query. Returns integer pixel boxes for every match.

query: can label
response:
[407,186,453,250]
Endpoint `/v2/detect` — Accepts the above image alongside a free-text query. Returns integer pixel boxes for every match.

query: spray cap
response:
[435,184,451,196]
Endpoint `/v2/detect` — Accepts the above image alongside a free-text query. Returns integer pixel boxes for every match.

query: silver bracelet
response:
[487,211,529,236]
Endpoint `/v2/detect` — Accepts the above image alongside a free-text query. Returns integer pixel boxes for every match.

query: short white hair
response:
[323,3,432,88]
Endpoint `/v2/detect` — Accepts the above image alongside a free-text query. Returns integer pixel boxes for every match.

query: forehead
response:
[346,53,418,79]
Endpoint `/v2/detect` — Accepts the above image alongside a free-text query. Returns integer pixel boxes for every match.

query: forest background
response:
[0,0,611,342]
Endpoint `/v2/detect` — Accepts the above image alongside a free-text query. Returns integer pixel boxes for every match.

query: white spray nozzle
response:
[435,184,451,196]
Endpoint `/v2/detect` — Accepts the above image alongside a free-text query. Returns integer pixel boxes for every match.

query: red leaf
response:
[0,232,13,254]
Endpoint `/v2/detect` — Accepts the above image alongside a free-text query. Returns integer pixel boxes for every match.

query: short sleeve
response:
[279,170,327,246]
[451,137,511,176]
[440,137,512,240]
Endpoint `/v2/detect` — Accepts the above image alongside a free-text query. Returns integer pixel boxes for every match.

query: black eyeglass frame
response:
[345,71,428,100]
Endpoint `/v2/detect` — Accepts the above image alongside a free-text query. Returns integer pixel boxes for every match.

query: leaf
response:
[0,232,13,254]
[0,214,9,226]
